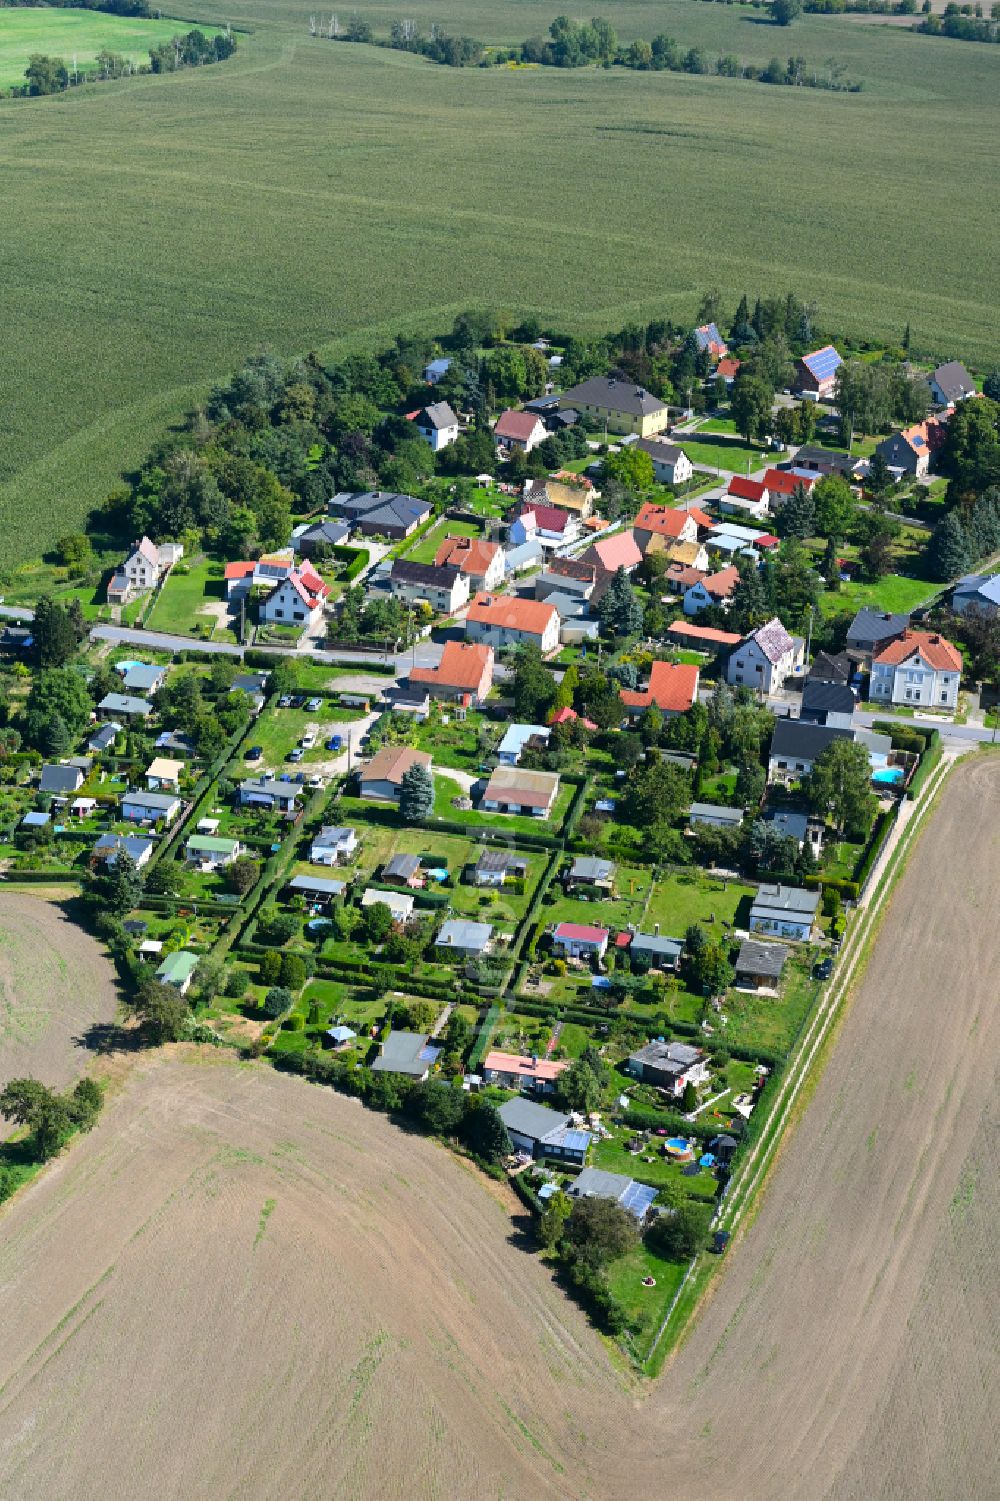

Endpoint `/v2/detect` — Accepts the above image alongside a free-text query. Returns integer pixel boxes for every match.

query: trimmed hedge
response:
[906,729,942,801]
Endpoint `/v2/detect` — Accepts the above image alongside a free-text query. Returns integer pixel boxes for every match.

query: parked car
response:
[245,745,263,761]
[300,731,317,749]
[305,696,322,711]
[326,734,343,752]
[711,1230,730,1256]
[814,957,834,981]
[287,747,304,763]
[278,695,293,708]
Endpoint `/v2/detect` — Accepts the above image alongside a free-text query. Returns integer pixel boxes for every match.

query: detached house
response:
[620,660,699,718]
[310,825,358,865]
[749,883,819,942]
[683,566,740,616]
[329,491,432,541]
[557,375,669,438]
[388,559,469,615]
[628,437,693,487]
[39,763,84,796]
[633,501,701,555]
[874,417,947,479]
[107,536,182,606]
[494,409,547,452]
[869,630,962,710]
[508,502,577,549]
[723,477,770,520]
[411,401,460,451]
[726,618,804,694]
[552,922,610,960]
[626,1041,708,1097]
[952,573,1000,619]
[481,1051,568,1096]
[768,720,853,784]
[497,1097,591,1164]
[409,640,495,705]
[481,765,560,818]
[434,535,505,592]
[260,565,330,632]
[358,745,432,803]
[792,345,842,400]
[238,776,301,815]
[185,834,241,870]
[122,789,181,826]
[694,322,728,359]
[465,593,560,655]
[928,360,975,407]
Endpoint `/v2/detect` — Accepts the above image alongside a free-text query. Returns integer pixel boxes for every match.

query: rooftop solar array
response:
[803,345,843,381]
[621,1181,658,1219]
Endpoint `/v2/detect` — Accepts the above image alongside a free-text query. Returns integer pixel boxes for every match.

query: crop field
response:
[0,8,223,89]
[0,890,119,1136]
[0,2,997,562]
[0,754,996,1498]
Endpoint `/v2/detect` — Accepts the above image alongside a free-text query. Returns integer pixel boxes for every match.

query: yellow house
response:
[558,375,669,438]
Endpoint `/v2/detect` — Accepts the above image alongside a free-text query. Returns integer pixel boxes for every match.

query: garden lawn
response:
[403,708,499,773]
[432,774,576,837]
[676,433,763,474]
[819,572,939,619]
[145,557,235,640]
[644,871,755,935]
[606,1241,688,1364]
[592,1129,719,1200]
[541,864,653,932]
[723,953,820,1056]
[239,702,359,770]
[403,516,483,564]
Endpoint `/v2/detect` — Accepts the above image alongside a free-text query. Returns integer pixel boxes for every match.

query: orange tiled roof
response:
[873,629,961,673]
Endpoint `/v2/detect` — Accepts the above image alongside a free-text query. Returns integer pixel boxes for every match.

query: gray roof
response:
[633,437,686,466]
[239,776,300,800]
[99,693,152,716]
[39,763,83,793]
[476,848,528,873]
[288,874,346,896]
[559,375,667,418]
[330,491,432,531]
[801,679,856,716]
[752,883,820,917]
[570,1167,633,1203]
[313,825,355,847]
[770,720,852,762]
[736,939,789,978]
[630,1040,703,1071]
[569,856,615,882]
[22,810,50,827]
[327,1024,357,1043]
[231,671,271,693]
[416,400,459,430]
[372,1030,441,1076]
[763,809,810,842]
[630,933,683,960]
[123,790,178,811]
[385,853,421,880]
[298,519,350,547]
[497,1096,570,1143]
[809,650,852,685]
[930,360,975,402]
[121,664,164,692]
[436,919,492,952]
[689,802,744,827]
[390,559,462,589]
[92,833,154,863]
[954,572,1000,607]
[846,608,910,647]
[544,590,590,620]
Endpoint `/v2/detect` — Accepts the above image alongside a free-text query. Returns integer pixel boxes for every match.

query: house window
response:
[941,692,949,703]
[274,608,284,619]
[293,612,305,621]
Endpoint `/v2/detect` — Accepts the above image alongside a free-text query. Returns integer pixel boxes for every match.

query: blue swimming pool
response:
[872,767,904,785]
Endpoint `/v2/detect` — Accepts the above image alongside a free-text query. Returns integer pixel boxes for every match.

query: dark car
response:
[711,1230,731,1256]
[245,745,263,761]
[814,957,834,981]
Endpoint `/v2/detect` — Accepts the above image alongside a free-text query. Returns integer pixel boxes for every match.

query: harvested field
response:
[0,891,119,1136]
[0,755,997,1499]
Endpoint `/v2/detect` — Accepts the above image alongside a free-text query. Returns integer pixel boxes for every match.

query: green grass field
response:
[0,1,997,563]
[0,8,223,89]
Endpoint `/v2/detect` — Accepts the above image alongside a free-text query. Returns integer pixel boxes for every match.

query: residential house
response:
[633,501,701,554]
[497,723,551,766]
[845,608,910,660]
[799,678,857,729]
[694,322,728,359]
[792,345,843,399]
[525,475,598,517]
[508,502,577,549]
[292,518,351,558]
[435,918,493,957]
[224,552,296,601]
[287,873,346,905]
[869,629,962,710]
[579,528,643,589]
[626,1040,709,1096]
[648,537,710,572]
[361,888,415,923]
[809,650,853,685]
[723,477,770,519]
[260,566,330,632]
[97,693,152,720]
[310,825,358,865]
[358,745,432,802]
[504,539,546,576]
[497,1097,591,1163]
[557,375,669,438]
[238,776,302,815]
[106,536,181,606]
[551,922,609,960]
[665,563,709,597]
[185,834,241,870]
[156,951,199,996]
[423,357,451,384]
[154,730,196,757]
[88,721,122,754]
[473,848,528,887]
[465,593,560,655]
[412,401,460,450]
[372,1031,442,1079]
[749,883,819,941]
[620,660,700,718]
[39,763,84,796]
[666,621,742,653]
[768,720,852,783]
[688,802,744,830]
[494,409,547,452]
[786,445,860,480]
[122,790,181,826]
[409,641,495,705]
[762,467,817,507]
[735,939,789,991]
[626,932,684,971]
[874,417,947,479]
[145,757,184,791]
[628,437,693,487]
[565,856,615,892]
[481,765,560,818]
[535,564,597,605]
[388,559,470,615]
[716,357,741,387]
[434,535,506,592]
[683,566,740,616]
[952,572,1000,619]
[92,833,154,868]
[762,808,825,857]
[726,618,804,693]
[20,811,50,833]
[119,662,166,696]
[329,491,432,541]
[384,853,423,888]
[928,360,975,407]
[568,1168,657,1221]
[481,1051,568,1096]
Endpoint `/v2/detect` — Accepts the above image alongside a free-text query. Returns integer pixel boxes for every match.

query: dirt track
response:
[0,891,119,1135]
[0,759,997,1499]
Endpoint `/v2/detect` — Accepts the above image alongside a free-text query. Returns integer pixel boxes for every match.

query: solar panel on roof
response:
[560,1130,592,1151]
[621,1182,658,1218]
[805,346,842,381]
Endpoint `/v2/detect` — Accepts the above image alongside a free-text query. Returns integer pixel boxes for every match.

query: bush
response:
[646,1200,713,1260]
[262,986,293,1019]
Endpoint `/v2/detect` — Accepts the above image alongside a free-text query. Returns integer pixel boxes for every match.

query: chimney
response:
[654,923,660,936]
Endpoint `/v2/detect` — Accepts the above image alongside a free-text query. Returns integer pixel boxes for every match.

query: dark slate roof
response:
[39,763,83,793]
[847,608,910,646]
[930,361,975,402]
[736,939,789,978]
[558,375,667,418]
[390,559,462,589]
[385,853,421,880]
[416,401,459,430]
[791,444,857,475]
[330,491,432,528]
[770,719,852,761]
[800,679,857,716]
[809,650,852,684]
[763,808,810,842]
[299,519,351,547]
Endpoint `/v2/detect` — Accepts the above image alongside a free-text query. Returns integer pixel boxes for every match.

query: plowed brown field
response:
[0,759,996,1501]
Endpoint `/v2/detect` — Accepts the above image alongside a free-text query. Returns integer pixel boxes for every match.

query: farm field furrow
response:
[0,757,996,1500]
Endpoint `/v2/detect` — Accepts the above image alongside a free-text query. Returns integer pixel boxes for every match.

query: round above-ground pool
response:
[872,767,905,785]
[664,1137,692,1157]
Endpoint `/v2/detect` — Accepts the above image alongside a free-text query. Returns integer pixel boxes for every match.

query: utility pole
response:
[805,603,815,667]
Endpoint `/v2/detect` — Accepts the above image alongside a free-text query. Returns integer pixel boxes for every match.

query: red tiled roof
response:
[434,535,501,576]
[728,476,768,503]
[756,534,781,549]
[224,561,256,580]
[665,563,708,589]
[495,409,543,442]
[549,706,598,730]
[716,358,741,380]
[553,922,609,943]
[764,468,816,496]
[668,621,742,647]
[482,1050,568,1082]
[410,641,494,692]
[634,503,694,539]
[701,566,740,599]
[621,660,699,713]
[873,629,961,672]
[584,529,643,574]
[467,593,558,636]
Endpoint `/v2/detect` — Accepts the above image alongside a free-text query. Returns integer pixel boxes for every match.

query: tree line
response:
[15,28,236,98]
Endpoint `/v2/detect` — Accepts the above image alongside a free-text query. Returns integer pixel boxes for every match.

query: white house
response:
[185,834,241,870]
[552,922,609,960]
[749,884,819,942]
[433,535,506,592]
[107,536,182,606]
[928,361,975,407]
[412,401,460,450]
[310,825,358,865]
[388,560,470,615]
[726,618,804,694]
[259,566,330,632]
[869,630,962,710]
[494,410,547,453]
[465,593,560,655]
[121,790,181,826]
[145,757,184,791]
[628,438,694,487]
[683,566,740,616]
